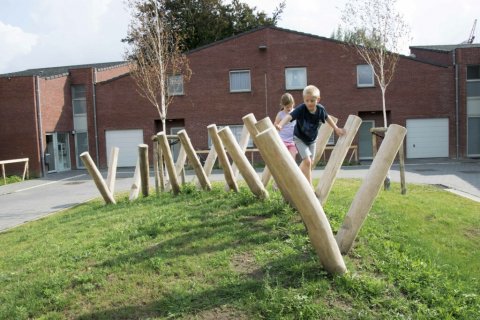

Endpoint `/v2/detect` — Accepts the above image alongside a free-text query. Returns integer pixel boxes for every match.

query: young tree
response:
[340,0,410,128]
[124,0,191,132]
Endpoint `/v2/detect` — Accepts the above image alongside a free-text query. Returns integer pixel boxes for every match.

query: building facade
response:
[1,27,479,177]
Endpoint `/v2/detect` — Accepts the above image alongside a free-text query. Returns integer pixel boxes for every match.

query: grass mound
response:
[0,180,479,319]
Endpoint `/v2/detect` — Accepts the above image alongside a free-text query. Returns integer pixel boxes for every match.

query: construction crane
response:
[462,19,477,44]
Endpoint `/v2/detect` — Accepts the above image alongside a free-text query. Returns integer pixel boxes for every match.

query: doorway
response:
[45,132,71,173]
[358,120,375,160]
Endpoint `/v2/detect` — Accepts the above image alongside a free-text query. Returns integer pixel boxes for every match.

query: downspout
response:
[35,75,46,177]
[92,68,100,165]
[453,49,459,159]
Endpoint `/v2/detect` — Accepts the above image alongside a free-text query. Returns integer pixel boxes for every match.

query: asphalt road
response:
[1,159,479,233]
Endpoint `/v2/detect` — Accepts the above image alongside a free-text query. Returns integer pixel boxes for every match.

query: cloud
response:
[0,21,38,73]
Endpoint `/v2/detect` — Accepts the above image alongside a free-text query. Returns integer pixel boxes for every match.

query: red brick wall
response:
[0,76,41,176]
[410,48,452,66]
[92,27,460,166]
[95,64,131,82]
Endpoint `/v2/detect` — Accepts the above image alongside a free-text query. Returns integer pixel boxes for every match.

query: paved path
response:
[1,159,479,233]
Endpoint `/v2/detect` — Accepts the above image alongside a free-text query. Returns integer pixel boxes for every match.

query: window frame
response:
[167,75,184,96]
[229,70,251,93]
[356,64,375,88]
[285,67,307,90]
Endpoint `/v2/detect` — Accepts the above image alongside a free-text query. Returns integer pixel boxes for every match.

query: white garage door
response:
[406,118,448,158]
[106,129,144,167]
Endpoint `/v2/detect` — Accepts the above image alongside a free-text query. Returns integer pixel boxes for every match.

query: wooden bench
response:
[0,158,29,184]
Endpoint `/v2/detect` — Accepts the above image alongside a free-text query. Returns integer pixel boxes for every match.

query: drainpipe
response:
[92,68,100,165]
[453,49,459,159]
[35,75,46,177]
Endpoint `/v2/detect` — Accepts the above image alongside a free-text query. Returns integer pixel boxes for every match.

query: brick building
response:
[1,27,479,177]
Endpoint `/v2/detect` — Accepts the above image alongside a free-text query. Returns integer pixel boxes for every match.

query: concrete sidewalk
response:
[0,159,479,233]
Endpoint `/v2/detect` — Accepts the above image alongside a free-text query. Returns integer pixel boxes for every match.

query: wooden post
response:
[158,132,181,195]
[254,127,346,274]
[129,160,141,201]
[106,147,119,194]
[178,130,212,191]
[152,137,160,195]
[398,139,407,194]
[208,124,238,192]
[138,144,149,197]
[230,124,250,179]
[80,152,116,204]
[315,115,362,205]
[242,113,271,186]
[175,144,187,183]
[336,124,407,254]
[254,117,275,186]
[312,116,338,168]
[218,126,268,200]
[22,159,29,181]
[1,163,5,185]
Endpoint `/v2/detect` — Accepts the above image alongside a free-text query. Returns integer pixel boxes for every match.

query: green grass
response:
[0,180,479,319]
[0,175,23,186]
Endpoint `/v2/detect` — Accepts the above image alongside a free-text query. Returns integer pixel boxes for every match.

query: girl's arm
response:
[275,114,292,130]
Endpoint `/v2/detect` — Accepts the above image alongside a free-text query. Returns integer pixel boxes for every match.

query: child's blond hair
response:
[303,85,320,98]
[280,93,294,110]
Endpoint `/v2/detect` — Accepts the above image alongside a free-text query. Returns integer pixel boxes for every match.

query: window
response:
[72,85,87,114]
[229,70,251,92]
[208,125,254,148]
[327,132,335,145]
[168,75,184,95]
[467,65,480,80]
[357,65,374,87]
[285,67,307,90]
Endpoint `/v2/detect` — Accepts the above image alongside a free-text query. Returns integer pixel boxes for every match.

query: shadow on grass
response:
[77,253,330,319]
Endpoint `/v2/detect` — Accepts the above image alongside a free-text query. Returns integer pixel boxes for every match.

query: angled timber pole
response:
[312,116,338,168]
[138,144,149,197]
[254,127,346,274]
[152,136,161,195]
[243,114,295,205]
[230,124,250,179]
[129,159,141,201]
[174,144,187,184]
[254,117,275,186]
[208,124,238,192]
[80,152,116,204]
[178,129,212,191]
[242,113,271,186]
[106,147,119,194]
[158,132,180,195]
[336,124,407,254]
[315,115,362,205]
[218,126,268,200]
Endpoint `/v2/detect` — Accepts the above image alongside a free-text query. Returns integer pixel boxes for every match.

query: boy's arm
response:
[275,114,292,130]
[327,115,346,136]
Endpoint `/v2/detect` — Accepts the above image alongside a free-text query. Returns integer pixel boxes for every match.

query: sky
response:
[0,0,478,74]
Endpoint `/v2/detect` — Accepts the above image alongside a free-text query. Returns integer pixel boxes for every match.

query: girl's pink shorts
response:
[284,141,298,154]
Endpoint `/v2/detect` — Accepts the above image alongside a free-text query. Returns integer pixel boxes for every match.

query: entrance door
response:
[45,132,71,172]
[358,120,375,160]
[170,127,184,162]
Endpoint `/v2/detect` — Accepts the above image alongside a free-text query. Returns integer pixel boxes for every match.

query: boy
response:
[275,85,346,186]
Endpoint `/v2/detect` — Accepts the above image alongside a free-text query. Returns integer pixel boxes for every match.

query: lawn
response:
[0,180,478,319]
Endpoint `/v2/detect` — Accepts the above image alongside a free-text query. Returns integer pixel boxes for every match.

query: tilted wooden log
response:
[138,144,149,197]
[177,130,212,191]
[230,124,250,179]
[129,159,140,201]
[218,126,268,200]
[243,114,294,205]
[336,124,407,254]
[254,127,346,274]
[312,116,338,168]
[158,132,180,195]
[80,152,116,204]
[208,124,238,192]
[315,115,362,205]
[106,147,119,194]
[174,144,187,181]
